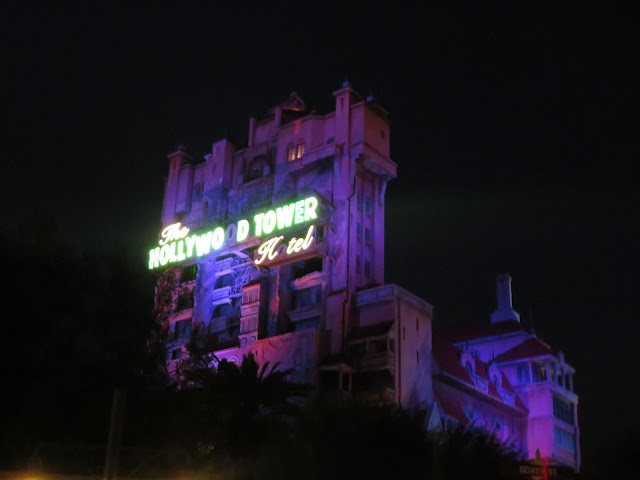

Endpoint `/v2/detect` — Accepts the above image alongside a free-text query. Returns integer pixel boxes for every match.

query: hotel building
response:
[149,85,579,470]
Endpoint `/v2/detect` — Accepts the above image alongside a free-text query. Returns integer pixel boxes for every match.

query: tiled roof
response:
[474,357,490,381]
[433,334,528,413]
[493,337,553,363]
[500,371,516,394]
[431,334,474,385]
[434,389,469,424]
[438,319,526,343]
[348,321,394,341]
[514,393,528,412]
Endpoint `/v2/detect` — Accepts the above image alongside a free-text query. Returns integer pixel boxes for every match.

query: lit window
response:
[296,143,305,159]
[287,145,296,161]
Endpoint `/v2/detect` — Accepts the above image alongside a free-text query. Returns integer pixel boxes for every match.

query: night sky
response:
[2,1,638,469]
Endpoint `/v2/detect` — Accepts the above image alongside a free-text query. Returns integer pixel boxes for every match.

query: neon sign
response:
[148,196,318,269]
[255,225,316,265]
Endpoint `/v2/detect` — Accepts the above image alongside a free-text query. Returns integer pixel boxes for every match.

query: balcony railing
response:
[209,315,239,334]
[214,256,236,273]
[356,352,395,371]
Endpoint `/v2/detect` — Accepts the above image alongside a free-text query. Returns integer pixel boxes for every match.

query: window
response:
[365,227,371,244]
[174,319,192,339]
[517,363,530,384]
[294,285,322,309]
[554,426,576,452]
[364,260,371,277]
[291,257,323,280]
[181,265,197,283]
[176,291,194,310]
[211,302,235,319]
[357,191,363,211]
[246,155,269,182]
[365,196,372,215]
[532,363,547,382]
[370,339,387,353]
[553,395,574,425]
[287,144,296,161]
[192,183,203,202]
[356,254,361,273]
[295,142,305,159]
[556,365,563,386]
[356,222,362,238]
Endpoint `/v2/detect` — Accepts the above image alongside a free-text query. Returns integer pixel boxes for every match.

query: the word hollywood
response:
[148,196,319,269]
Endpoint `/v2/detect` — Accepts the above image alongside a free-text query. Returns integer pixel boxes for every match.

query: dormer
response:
[460,349,476,378]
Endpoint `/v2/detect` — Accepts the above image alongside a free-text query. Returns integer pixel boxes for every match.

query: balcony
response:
[209,315,239,335]
[214,256,237,274]
[356,352,395,372]
[211,286,231,303]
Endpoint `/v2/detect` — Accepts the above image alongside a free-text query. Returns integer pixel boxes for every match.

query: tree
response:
[164,329,310,459]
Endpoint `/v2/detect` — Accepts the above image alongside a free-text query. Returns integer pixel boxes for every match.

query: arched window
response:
[286,143,296,161]
[287,142,305,161]
[246,155,270,182]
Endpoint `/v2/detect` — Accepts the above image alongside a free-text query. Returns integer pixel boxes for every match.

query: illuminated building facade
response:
[150,85,579,471]
[436,275,580,470]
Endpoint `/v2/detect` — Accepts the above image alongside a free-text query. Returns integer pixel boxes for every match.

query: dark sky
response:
[2,1,638,467]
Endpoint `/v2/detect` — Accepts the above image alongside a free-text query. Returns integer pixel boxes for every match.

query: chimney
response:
[490,274,521,323]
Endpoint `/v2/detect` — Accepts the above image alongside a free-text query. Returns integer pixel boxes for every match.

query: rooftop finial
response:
[366,88,375,102]
[342,74,351,88]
